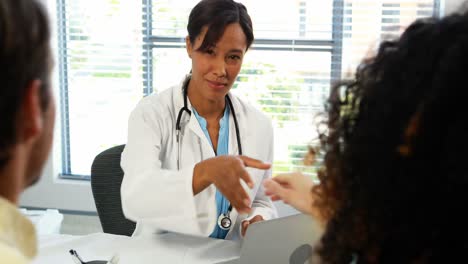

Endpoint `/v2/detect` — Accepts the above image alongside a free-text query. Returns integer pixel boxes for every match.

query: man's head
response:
[0,0,54,201]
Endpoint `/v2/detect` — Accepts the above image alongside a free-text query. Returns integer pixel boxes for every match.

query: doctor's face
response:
[186,23,247,102]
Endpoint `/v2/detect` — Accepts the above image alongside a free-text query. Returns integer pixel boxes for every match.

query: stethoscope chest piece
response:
[217,213,232,230]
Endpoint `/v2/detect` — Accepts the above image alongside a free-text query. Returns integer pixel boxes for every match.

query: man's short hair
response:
[0,0,51,168]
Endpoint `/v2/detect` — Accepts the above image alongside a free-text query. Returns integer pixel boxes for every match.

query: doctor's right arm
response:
[120,101,217,236]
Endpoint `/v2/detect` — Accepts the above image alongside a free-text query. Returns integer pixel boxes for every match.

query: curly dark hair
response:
[312,8,468,264]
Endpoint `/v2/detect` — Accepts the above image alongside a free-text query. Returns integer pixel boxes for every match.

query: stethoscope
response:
[175,76,243,231]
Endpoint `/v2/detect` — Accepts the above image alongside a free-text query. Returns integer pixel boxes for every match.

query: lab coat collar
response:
[172,76,215,154]
[172,74,190,122]
[172,75,253,156]
[226,92,253,155]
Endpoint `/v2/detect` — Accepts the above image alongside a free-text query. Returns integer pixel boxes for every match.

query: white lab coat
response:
[120,77,277,240]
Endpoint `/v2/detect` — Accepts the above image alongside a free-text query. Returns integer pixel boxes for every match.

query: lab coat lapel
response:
[187,114,215,156]
[172,76,215,160]
[184,96,215,159]
[228,93,252,156]
[225,93,257,239]
[228,110,239,156]
[172,75,189,128]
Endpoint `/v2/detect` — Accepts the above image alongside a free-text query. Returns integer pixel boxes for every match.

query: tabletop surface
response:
[33,232,241,264]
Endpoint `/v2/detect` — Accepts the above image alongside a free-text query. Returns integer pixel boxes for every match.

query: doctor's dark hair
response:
[312,8,468,264]
[0,0,51,168]
[187,0,254,52]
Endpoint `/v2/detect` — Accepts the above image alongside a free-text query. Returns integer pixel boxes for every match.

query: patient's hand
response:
[241,215,263,237]
[263,173,315,215]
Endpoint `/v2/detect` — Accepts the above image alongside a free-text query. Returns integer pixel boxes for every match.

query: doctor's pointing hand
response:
[120,0,277,240]
[192,155,271,214]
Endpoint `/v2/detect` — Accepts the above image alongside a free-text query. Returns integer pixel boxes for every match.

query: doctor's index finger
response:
[227,183,252,214]
[237,167,254,189]
[238,155,271,170]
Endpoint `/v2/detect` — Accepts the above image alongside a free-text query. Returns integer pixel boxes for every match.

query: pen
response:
[69,249,85,264]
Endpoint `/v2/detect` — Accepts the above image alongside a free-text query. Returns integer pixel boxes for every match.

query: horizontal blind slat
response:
[58,0,439,177]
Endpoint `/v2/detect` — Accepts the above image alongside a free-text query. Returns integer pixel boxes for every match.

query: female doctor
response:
[120,0,277,240]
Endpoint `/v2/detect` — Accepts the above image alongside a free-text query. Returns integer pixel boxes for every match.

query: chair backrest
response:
[91,144,136,236]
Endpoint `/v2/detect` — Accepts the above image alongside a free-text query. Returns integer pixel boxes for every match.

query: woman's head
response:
[313,9,468,263]
[187,0,253,52]
[185,0,253,103]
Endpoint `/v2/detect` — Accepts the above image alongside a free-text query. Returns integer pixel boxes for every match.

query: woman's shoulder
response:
[134,85,179,112]
[129,84,180,125]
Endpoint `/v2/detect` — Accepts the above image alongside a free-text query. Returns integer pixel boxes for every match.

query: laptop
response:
[217,213,323,264]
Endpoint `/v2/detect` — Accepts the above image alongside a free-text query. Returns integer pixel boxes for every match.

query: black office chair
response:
[90,144,136,236]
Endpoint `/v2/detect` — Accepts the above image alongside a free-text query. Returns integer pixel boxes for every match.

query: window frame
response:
[20,0,446,213]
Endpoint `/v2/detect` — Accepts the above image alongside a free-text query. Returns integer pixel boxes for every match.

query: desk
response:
[33,233,241,264]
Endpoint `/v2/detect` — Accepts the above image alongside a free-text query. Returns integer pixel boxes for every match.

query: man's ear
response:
[186,36,193,58]
[20,80,44,143]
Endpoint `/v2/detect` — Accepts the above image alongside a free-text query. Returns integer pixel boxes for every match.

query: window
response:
[417,3,436,17]
[147,0,335,175]
[418,3,433,8]
[382,17,400,23]
[57,0,440,179]
[417,10,433,16]
[383,3,401,7]
[382,10,401,15]
[57,0,143,178]
[343,3,353,39]
[381,25,401,32]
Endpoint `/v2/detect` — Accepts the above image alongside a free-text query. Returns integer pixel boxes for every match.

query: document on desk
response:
[33,232,241,264]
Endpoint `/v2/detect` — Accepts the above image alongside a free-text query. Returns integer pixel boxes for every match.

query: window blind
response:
[57,0,440,178]
[57,0,143,177]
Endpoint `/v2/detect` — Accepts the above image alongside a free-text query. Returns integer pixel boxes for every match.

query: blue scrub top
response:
[192,102,231,239]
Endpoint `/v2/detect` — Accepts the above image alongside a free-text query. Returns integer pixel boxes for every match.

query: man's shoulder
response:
[0,243,30,264]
